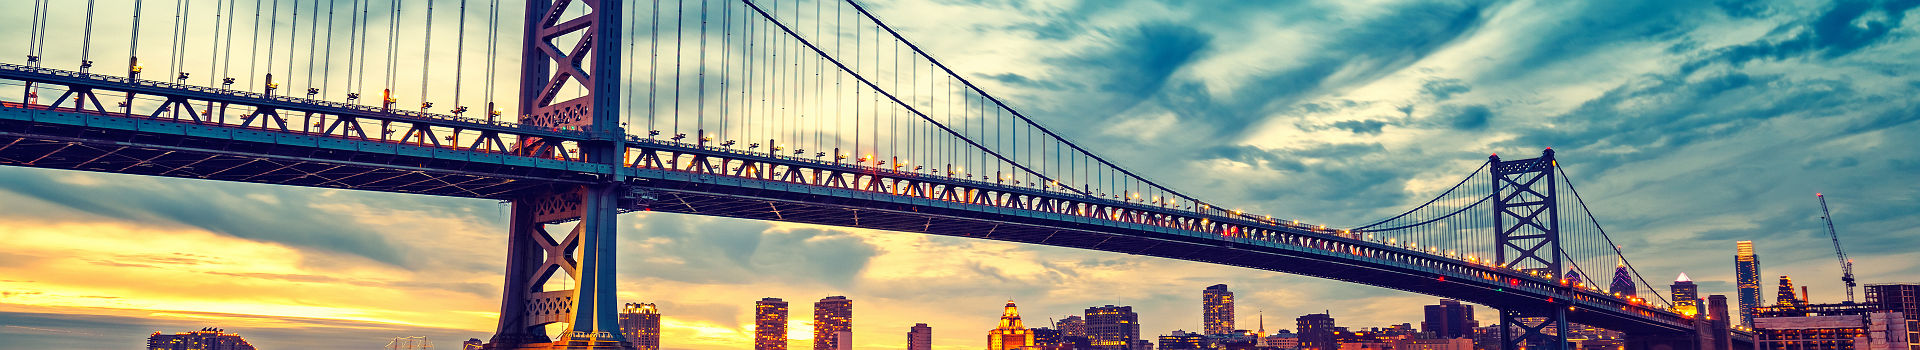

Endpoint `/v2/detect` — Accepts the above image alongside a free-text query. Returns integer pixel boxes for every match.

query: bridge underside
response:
[0,107,597,198]
[629,175,1688,336]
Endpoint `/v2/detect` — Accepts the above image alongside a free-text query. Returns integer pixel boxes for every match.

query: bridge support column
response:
[1501,308,1571,350]
[492,0,629,347]
[488,184,631,350]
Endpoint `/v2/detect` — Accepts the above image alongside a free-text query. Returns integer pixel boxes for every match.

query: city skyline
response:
[3,0,1919,349]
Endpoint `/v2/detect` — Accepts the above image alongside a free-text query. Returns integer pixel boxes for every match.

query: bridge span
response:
[2,0,1748,349]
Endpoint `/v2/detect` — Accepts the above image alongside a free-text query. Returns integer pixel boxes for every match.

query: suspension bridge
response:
[1,0,1747,349]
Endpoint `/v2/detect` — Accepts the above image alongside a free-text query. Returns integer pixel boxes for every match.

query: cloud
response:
[1422,78,1472,101]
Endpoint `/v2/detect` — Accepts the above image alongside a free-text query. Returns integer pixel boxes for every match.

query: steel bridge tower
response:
[1491,149,1569,350]
[489,0,634,349]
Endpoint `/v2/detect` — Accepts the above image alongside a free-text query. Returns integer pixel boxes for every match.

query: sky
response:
[3,0,1920,349]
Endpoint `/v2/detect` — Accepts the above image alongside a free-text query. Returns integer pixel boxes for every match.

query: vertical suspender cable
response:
[349,0,362,98]
[385,0,400,104]
[267,0,283,90]
[718,0,721,143]
[483,0,499,118]
[130,0,145,94]
[221,0,238,85]
[648,0,660,136]
[26,0,42,66]
[674,0,684,137]
[697,0,708,144]
[286,0,300,89]
[624,0,635,134]
[306,0,321,94]
[249,0,263,87]
[421,0,433,109]
[455,0,467,111]
[81,0,98,72]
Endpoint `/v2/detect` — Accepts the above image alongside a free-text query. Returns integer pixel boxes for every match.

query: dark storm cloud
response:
[1331,119,1389,135]
[1707,0,1920,68]
[1441,105,1491,130]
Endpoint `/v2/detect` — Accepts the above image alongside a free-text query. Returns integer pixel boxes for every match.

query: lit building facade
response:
[815,296,854,350]
[1088,305,1141,350]
[1865,284,1920,350]
[758,298,790,350]
[1395,338,1476,350]
[146,328,255,350]
[1778,276,1808,312]
[989,300,1035,350]
[621,302,662,350]
[1609,260,1637,298]
[1297,313,1337,350]
[1738,241,1765,328]
[910,323,932,350]
[1159,330,1205,350]
[1205,284,1236,335]
[1673,274,1701,316]
[1060,316,1088,338]
[1423,299,1478,339]
[1756,314,1869,350]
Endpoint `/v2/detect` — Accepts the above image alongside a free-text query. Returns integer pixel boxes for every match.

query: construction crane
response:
[1815,193,1857,303]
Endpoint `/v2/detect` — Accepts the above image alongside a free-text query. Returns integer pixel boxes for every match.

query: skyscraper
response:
[1672,273,1700,316]
[1086,305,1140,350]
[1421,299,1477,339]
[989,300,1034,350]
[1609,260,1637,297]
[757,298,790,350]
[620,302,662,350]
[1059,316,1087,338]
[1296,313,1336,350]
[1203,284,1235,335]
[815,296,853,350]
[1776,275,1804,310]
[909,323,932,350]
[1736,241,1763,328]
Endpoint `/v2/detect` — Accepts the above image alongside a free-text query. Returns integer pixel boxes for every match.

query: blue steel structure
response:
[0,1,1749,349]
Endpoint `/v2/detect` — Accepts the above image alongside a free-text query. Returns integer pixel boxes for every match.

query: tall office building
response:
[1737,241,1764,328]
[909,323,933,350]
[1059,316,1088,338]
[757,298,790,350]
[1776,276,1804,310]
[815,296,854,350]
[1087,305,1141,350]
[1422,299,1477,339]
[1609,260,1637,297]
[1203,284,1235,335]
[1672,273,1701,316]
[990,300,1035,350]
[620,302,663,350]
[1296,313,1336,350]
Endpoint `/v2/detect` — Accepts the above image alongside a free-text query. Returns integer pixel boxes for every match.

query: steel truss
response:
[0,64,590,159]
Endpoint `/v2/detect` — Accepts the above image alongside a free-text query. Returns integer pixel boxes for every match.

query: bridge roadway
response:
[0,65,1738,339]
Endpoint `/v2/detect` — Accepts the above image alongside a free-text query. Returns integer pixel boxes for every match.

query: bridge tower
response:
[1491,149,1570,350]
[489,1,633,350]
